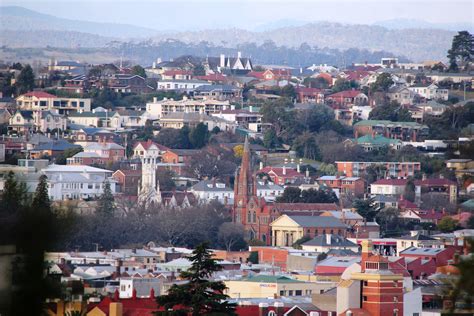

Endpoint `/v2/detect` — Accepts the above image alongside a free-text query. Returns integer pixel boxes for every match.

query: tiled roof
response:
[21,91,56,98]
[303,234,357,247]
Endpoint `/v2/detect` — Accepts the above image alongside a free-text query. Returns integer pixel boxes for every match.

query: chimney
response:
[152,62,156,69]
[282,166,286,175]
[149,288,155,298]
[259,161,264,170]
[361,239,373,271]
[305,168,310,178]
[237,51,242,59]
[220,54,225,68]
[258,303,269,316]
[326,234,331,245]
[115,259,122,275]
[153,97,157,103]
[109,302,123,316]
[422,173,427,181]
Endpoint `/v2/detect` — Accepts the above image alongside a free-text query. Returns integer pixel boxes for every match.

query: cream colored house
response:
[225,275,317,298]
[270,214,348,247]
[16,91,91,114]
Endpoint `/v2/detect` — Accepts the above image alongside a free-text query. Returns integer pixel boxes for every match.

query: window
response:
[393,296,398,302]
[88,184,93,189]
[288,290,293,296]
[363,281,368,286]
[279,290,285,296]
[295,290,302,296]
[363,296,368,302]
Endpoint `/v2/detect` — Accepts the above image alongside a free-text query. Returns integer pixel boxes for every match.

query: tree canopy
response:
[156,242,236,315]
[447,31,474,71]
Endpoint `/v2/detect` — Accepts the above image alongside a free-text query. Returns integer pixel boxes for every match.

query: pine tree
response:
[96,180,116,216]
[447,31,474,71]
[32,175,51,211]
[156,242,236,315]
[16,64,35,95]
[0,171,27,215]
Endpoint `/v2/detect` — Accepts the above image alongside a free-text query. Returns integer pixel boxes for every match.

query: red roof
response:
[372,179,408,186]
[344,70,371,81]
[247,71,266,79]
[295,87,324,94]
[451,212,473,225]
[22,91,56,98]
[414,178,457,187]
[398,197,419,209]
[134,140,170,151]
[328,90,363,99]
[416,209,444,221]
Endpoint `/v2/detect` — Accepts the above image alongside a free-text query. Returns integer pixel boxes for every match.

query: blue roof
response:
[34,140,80,151]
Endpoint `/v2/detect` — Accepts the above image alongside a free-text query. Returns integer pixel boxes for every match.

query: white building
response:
[119,278,162,298]
[145,96,232,120]
[408,83,449,101]
[16,91,91,114]
[41,164,116,200]
[156,80,211,92]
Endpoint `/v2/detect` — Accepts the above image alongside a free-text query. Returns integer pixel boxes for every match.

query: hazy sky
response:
[3,0,473,31]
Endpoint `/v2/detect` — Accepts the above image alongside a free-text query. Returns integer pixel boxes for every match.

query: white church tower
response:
[138,156,162,207]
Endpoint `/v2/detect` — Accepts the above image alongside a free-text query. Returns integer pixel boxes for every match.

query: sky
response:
[2,0,473,31]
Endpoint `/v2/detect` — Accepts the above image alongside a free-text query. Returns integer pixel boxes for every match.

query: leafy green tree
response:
[303,77,329,89]
[156,242,237,316]
[301,188,338,203]
[403,178,416,202]
[16,64,35,94]
[369,101,412,122]
[263,128,279,149]
[193,64,206,76]
[370,73,394,92]
[353,197,377,221]
[178,125,192,149]
[96,180,115,216]
[447,31,474,71]
[437,216,458,233]
[292,132,320,160]
[332,78,358,93]
[376,207,402,236]
[189,123,210,149]
[32,175,50,211]
[131,65,147,78]
[55,147,83,165]
[292,235,312,249]
[276,187,302,203]
[1,171,25,215]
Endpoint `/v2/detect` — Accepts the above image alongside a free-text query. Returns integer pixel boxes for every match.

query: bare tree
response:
[218,222,245,252]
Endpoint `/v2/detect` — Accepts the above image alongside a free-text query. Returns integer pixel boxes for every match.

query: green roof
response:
[354,120,427,129]
[355,134,401,145]
[242,275,303,283]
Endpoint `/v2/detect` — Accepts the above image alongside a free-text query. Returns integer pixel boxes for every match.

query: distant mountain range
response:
[0,6,160,39]
[374,18,473,33]
[0,6,465,62]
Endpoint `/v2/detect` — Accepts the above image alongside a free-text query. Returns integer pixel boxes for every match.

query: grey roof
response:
[303,234,357,247]
[33,140,80,151]
[400,247,445,255]
[397,233,436,241]
[373,195,398,203]
[287,215,348,228]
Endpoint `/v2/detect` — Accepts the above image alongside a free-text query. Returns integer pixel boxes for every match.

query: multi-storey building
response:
[16,91,91,114]
[145,96,232,119]
[335,161,421,178]
[354,120,429,142]
[317,175,365,197]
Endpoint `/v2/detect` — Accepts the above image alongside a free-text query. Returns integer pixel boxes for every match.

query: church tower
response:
[138,156,162,207]
[233,136,256,224]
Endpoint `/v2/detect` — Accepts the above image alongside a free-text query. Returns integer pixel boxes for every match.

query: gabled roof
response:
[33,140,80,151]
[328,90,366,99]
[355,134,402,146]
[241,275,303,283]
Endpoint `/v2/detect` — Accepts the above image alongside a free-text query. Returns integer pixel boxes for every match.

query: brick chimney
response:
[109,302,123,316]
[361,239,373,271]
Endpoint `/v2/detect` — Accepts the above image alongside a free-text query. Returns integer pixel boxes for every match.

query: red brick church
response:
[232,137,342,245]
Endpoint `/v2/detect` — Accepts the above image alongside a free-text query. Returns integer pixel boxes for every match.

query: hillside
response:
[150,22,456,62]
[0,6,160,38]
